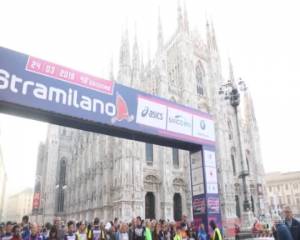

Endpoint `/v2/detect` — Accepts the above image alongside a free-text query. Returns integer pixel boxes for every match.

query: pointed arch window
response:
[195,60,204,96]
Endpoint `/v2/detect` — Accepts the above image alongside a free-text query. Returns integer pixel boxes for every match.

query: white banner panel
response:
[192,168,204,185]
[136,97,167,129]
[191,151,202,169]
[193,115,215,142]
[204,150,216,167]
[167,107,193,136]
[205,167,218,184]
[206,183,219,194]
[193,184,205,195]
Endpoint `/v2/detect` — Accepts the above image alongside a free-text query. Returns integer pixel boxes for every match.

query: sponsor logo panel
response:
[193,115,215,142]
[204,150,216,167]
[167,107,193,136]
[136,97,167,129]
[205,166,218,184]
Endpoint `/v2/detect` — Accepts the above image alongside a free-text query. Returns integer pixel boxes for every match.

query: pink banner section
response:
[26,56,114,95]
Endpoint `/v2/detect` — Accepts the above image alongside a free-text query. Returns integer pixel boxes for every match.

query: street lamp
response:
[219,78,253,235]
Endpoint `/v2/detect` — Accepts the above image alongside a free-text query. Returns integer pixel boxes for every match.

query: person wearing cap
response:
[283,206,300,240]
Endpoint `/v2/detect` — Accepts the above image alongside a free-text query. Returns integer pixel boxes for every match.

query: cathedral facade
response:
[35,3,267,233]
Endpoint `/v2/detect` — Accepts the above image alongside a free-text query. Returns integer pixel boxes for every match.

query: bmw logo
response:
[200,120,206,130]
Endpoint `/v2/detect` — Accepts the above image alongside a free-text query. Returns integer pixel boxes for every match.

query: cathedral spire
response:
[206,20,212,50]
[211,20,218,50]
[140,52,145,83]
[147,41,151,67]
[109,56,114,81]
[132,24,140,88]
[183,0,189,33]
[177,0,183,32]
[228,58,235,83]
[118,25,131,85]
[157,7,164,54]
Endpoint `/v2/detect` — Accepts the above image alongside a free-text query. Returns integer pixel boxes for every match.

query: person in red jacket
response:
[11,225,21,240]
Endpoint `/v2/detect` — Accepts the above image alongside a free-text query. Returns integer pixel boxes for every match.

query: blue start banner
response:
[0,47,222,231]
[0,47,215,150]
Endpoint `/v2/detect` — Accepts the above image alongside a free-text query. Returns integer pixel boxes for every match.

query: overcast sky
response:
[0,0,299,196]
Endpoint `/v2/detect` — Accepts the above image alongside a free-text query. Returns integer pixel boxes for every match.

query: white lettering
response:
[105,102,116,116]
[92,99,104,113]
[10,75,23,93]
[22,80,35,94]
[0,69,9,89]
[80,96,92,111]
[49,87,67,104]
[0,69,119,119]
[33,83,47,100]
[72,90,79,108]
[68,88,73,106]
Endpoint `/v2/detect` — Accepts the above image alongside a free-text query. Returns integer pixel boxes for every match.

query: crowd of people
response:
[1,206,300,240]
[0,215,223,240]
[248,206,300,240]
